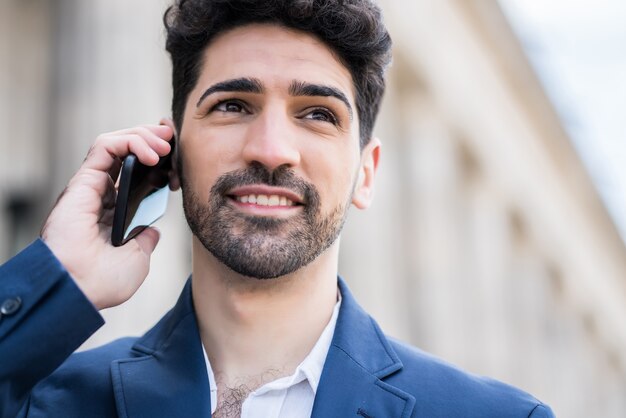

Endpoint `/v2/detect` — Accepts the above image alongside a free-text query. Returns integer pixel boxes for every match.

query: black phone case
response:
[111,141,174,246]
[111,155,138,246]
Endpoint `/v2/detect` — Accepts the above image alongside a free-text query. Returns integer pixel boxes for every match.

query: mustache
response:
[209,163,318,206]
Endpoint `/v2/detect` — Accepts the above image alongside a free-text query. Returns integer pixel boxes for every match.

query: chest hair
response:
[212,384,251,418]
[212,369,283,418]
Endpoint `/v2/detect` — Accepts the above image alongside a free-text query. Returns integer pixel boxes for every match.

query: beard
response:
[181,163,351,279]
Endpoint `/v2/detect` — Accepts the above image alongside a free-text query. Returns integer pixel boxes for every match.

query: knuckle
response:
[94,134,109,146]
[88,135,111,157]
[84,144,98,161]
[70,168,105,189]
[128,133,144,145]
[133,126,152,140]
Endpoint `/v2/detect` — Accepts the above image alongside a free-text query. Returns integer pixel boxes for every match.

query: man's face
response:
[176,23,378,279]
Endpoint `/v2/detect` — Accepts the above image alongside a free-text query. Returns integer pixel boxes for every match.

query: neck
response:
[191,236,339,388]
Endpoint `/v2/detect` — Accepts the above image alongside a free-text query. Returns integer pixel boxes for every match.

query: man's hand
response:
[41,125,174,310]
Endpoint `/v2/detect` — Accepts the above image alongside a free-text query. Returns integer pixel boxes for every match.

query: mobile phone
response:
[111,147,173,246]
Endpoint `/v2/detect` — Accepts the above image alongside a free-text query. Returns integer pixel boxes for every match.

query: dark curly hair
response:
[163,0,392,148]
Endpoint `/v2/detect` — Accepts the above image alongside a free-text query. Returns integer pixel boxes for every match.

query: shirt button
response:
[0,297,22,316]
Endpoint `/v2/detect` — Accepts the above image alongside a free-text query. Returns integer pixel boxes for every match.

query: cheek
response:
[180,129,245,197]
[331,164,358,204]
[304,146,359,209]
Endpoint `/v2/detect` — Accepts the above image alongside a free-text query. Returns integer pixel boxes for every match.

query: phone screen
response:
[111,151,172,246]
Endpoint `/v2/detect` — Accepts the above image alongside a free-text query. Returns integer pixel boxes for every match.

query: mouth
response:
[226,185,305,214]
[234,194,297,207]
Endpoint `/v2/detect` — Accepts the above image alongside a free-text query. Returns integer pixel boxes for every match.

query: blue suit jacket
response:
[0,241,554,417]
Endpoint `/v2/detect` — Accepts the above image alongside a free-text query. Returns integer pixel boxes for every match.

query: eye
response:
[303,108,338,125]
[212,99,248,114]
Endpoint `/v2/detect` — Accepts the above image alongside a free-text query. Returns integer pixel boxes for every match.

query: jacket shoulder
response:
[24,337,139,417]
[385,339,555,418]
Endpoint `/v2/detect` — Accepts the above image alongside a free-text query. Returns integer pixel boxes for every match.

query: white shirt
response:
[201,294,342,417]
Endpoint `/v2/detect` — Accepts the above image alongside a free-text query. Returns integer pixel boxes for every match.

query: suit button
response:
[0,297,21,316]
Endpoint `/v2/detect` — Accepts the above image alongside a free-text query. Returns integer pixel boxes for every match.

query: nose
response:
[241,107,301,172]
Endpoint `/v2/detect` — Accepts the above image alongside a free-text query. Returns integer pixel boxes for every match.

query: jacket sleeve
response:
[0,240,104,418]
[528,403,556,418]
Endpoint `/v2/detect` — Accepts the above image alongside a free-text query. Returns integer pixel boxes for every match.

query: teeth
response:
[268,195,280,206]
[236,194,295,207]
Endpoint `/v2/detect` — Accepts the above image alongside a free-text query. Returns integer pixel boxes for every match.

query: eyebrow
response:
[196,77,264,107]
[289,80,353,120]
[195,77,353,120]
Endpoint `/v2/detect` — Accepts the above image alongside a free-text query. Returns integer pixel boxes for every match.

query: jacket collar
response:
[110,277,415,418]
[110,279,211,418]
[311,278,416,418]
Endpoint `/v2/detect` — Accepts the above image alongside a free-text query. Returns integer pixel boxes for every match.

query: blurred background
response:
[1,0,625,416]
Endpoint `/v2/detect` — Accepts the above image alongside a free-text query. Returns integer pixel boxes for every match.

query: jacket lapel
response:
[311,279,416,418]
[109,277,416,418]
[110,280,211,418]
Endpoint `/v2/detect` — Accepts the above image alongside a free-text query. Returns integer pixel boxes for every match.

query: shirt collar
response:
[201,289,342,414]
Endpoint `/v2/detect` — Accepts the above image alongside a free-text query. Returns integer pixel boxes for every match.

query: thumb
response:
[133,226,161,257]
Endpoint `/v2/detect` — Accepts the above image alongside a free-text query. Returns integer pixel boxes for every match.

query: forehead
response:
[196,23,355,102]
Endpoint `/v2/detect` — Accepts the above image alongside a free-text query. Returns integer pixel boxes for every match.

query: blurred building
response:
[1,1,625,416]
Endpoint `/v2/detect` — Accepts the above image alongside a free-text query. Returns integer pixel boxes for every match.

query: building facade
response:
[1,1,625,416]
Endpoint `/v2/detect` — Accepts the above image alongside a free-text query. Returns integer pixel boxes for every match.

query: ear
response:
[352,137,381,210]
[160,117,181,191]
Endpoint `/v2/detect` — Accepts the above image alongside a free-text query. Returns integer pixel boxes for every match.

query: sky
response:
[498,0,626,241]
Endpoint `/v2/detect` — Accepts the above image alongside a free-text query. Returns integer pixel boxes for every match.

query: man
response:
[0,0,554,417]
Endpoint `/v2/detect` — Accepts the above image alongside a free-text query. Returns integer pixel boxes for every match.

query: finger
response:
[122,126,173,157]
[132,226,161,258]
[108,124,174,141]
[159,117,177,133]
[83,133,167,173]
[104,132,172,182]
[82,123,173,170]
[101,174,117,211]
